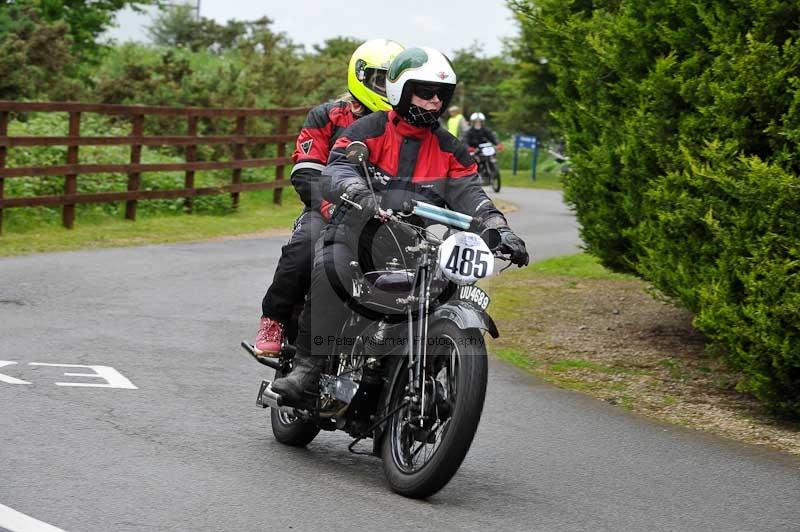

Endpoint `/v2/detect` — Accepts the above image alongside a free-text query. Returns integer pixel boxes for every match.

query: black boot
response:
[272,354,324,404]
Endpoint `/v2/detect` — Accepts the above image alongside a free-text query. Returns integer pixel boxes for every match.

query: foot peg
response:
[241,341,281,370]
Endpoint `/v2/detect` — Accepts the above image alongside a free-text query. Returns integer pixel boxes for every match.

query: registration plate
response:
[457,285,491,311]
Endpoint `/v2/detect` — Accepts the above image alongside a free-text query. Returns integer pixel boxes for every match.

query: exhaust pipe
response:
[256,380,283,409]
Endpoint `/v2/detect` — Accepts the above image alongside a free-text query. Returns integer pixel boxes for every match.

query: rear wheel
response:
[270,367,320,446]
[381,322,488,498]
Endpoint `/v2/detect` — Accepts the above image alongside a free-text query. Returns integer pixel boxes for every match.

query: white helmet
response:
[470,112,486,122]
[385,46,456,119]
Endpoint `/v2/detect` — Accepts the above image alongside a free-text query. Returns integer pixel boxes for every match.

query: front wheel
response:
[489,163,501,192]
[270,367,320,446]
[381,322,488,498]
[477,160,490,186]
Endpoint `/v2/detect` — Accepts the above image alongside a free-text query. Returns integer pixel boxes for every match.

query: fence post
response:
[0,111,7,236]
[185,115,198,214]
[231,115,246,209]
[274,114,289,206]
[63,111,81,229]
[125,114,145,221]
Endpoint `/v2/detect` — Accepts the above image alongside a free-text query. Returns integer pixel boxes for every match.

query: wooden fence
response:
[0,101,311,235]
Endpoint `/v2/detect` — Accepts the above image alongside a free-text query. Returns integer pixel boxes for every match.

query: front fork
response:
[406,258,432,422]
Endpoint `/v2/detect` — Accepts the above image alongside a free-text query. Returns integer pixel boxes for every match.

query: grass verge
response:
[482,253,800,455]
[0,189,303,256]
[499,166,564,190]
[496,144,565,190]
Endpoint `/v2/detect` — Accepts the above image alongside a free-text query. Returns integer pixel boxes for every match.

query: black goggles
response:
[412,84,448,100]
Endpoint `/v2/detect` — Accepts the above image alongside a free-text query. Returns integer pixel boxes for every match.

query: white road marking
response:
[0,503,66,532]
[28,363,138,389]
[0,361,32,385]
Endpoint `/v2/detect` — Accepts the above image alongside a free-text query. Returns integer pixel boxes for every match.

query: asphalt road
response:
[1,188,798,532]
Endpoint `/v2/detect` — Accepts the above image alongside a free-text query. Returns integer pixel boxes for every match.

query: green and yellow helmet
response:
[386,46,457,118]
[348,39,405,112]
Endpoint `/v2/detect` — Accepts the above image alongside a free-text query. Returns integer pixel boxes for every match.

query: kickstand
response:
[347,400,409,456]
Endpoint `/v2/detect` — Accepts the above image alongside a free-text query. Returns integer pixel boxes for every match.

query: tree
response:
[449,44,514,136]
[147,5,252,52]
[311,36,361,60]
[0,4,82,99]
[146,4,199,49]
[147,6,283,54]
[7,0,157,60]
[495,8,559,138]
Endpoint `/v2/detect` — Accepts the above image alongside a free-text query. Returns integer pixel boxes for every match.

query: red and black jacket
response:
[321,111,507,227]
[291,100,360,211]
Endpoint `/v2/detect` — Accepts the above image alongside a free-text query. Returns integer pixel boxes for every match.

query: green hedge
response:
[510,0,800,416]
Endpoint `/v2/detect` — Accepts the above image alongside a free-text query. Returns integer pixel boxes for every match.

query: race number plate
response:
[457,285,491,311]
[438,231,494,284]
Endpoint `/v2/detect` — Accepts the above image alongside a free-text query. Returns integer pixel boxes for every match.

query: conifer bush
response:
[510,0,800,416]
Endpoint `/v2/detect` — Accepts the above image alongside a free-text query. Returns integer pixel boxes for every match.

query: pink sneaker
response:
[254,316,284,356]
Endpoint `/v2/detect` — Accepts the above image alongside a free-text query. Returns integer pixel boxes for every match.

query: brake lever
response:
[494,251,515,272]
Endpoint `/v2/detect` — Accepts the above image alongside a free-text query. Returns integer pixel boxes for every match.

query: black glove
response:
[498,227,530,267]
[342,182,378,220]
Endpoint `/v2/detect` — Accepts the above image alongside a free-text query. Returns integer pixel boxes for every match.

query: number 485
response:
[445,245,490,278]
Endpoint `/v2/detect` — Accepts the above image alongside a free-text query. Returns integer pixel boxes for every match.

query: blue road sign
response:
[513,134,539,181]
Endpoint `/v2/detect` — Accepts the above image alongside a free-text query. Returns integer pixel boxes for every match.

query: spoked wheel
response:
[381,323,488,498]
[270,366,320,446]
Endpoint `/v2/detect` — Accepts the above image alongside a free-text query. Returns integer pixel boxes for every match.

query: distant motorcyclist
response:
[465,112,499,148]
[271,46,530,404]
[252,39,404,356]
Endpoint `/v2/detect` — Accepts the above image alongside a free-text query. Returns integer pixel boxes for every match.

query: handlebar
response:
[407,200,502,249]
[409,200,472,230]
[338,194,507,258]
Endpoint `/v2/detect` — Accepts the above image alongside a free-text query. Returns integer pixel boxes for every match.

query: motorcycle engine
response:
[319,370,359,417]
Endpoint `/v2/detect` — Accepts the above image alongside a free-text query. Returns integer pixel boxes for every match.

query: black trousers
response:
[295,212,417,359]
[261,208,326,328]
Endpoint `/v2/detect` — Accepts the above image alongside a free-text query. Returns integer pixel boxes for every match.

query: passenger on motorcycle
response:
[271,46,530,403]
[253,39,404,356]
[465,112,500,148]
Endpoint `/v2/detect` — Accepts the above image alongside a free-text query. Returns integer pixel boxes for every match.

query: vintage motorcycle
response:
[472,141,501,193]
[242,145,512,499]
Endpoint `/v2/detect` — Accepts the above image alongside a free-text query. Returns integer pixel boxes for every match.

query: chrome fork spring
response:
[416,265,426,419]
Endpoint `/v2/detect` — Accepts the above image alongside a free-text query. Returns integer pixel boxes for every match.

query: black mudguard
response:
[430,301,499,339]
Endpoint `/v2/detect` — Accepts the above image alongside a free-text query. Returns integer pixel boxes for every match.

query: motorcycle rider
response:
[271,46,530,403]
[253,38,404,355]
[465,112,500,148]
